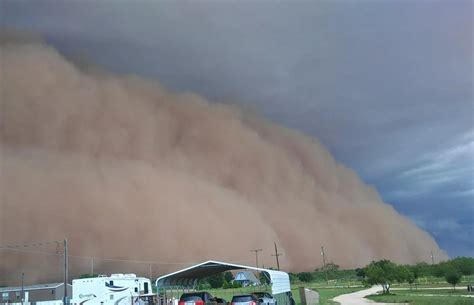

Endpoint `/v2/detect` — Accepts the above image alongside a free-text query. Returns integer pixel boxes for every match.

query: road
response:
[332,286,407,305]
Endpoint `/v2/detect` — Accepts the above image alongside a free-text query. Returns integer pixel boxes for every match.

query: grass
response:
[394,288,473,295]
[302,287,364,305]
[366,289,474,305]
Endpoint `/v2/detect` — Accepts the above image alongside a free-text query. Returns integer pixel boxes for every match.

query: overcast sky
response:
[3,0,473,258]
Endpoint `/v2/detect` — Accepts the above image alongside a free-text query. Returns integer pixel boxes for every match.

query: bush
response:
[232,281,242,288]
[222,281,231,289]
[197,283,211,290]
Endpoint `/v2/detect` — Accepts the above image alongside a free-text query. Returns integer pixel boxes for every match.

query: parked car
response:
[179,292,218,305]
[215,297,228,305]
[231,295,258,305]
[253,292,276,305]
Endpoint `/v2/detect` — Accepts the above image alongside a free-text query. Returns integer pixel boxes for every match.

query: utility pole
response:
[149,264,153,280]
[21,272,24,305]
[321,246,328,283]
[250,249,263,269]
[91,257,94,275]
[271,242,283,270]
[251,248,263,286]
[63,239,68,305]
[430,251,435,265]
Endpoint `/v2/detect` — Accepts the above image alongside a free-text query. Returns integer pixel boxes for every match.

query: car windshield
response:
[232,296,256,302]
[180,294,204,302]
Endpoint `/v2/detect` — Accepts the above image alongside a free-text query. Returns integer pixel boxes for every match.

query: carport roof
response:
[155,260,290,295]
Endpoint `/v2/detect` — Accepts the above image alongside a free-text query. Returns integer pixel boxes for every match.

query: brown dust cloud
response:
[0,34,447,284]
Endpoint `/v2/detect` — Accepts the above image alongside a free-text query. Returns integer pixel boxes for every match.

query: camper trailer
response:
[71,274,154,305]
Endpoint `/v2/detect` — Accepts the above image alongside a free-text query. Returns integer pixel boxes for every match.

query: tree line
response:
[291,257,474,294]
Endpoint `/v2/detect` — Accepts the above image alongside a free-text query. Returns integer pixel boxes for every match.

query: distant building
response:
[0,282,72,304]
[233,271,260,287]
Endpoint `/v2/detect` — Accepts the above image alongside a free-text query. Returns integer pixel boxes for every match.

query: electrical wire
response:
[0,246,252,266]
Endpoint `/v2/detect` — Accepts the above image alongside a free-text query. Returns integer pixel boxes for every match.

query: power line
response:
[0,240,62,249]
[0,247,197,265]
[1,246,252,267]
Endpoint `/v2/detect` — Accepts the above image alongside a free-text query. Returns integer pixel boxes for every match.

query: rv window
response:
[52,289,55,295]
[110,294,114,300]
[144,283,149,294]
[16,292,20,299]
[135,288,138,293]
[110,281,114,286]
[2,293,8,300]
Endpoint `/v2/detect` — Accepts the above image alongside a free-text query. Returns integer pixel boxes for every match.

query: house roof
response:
[234,271,260,284]
[155,260,290,295]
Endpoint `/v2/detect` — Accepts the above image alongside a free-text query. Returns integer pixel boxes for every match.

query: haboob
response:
[0,37,446,282]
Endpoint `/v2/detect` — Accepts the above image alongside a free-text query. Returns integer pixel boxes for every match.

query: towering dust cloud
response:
[0,38,446,283]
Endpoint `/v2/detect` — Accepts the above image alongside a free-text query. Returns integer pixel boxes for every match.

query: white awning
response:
[155,260,291,295]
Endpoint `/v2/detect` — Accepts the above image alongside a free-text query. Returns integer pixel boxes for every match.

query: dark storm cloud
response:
[3,0,473,257]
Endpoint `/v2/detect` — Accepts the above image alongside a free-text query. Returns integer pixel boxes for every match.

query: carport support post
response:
[21,272,24,305]
[63,238,68,305]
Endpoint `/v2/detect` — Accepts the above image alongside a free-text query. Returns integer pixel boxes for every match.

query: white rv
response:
[71,274,154,305]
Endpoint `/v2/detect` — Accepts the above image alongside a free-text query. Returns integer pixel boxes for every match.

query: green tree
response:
[450,257,474,276]
[205,273,225,288]
[259,271,270,285]
[224,272,234,283]
[445,269,462,291]
[355,268,366,279]
[365,260,399,294]
[412,262,432,278]
[433,261,451,277]
[288,273,299,283]
[324,263,340,280]
[298,272,313,282]
[397,265,416,289]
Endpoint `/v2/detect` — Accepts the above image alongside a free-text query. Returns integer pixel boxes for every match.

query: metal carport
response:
[155,260,291,304]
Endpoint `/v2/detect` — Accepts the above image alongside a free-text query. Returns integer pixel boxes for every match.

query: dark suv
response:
[179,292,218,305]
